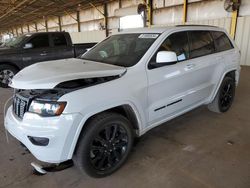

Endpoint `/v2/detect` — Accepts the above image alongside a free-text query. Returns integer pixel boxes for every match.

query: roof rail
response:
[176,24,218,28]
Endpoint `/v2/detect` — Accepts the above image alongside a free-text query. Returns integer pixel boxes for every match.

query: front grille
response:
[13,94,29,119]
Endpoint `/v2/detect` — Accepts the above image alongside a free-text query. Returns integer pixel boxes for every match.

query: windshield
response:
[81,33,159,67]
[5,35,29,47]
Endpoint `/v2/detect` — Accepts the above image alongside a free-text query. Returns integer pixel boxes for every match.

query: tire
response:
[0,64,18,88]
[73,112,134,178]
[208,77,235,113]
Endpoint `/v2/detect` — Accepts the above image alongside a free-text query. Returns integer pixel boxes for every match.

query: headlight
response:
[29,100,67,117]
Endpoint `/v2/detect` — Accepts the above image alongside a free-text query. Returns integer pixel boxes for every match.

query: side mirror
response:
[23,43,33,49]
[156,51,177,64]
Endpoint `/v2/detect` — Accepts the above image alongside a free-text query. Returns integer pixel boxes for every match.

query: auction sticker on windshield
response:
[138,34,159,39]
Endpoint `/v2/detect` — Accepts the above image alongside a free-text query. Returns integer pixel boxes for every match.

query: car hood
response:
[0,46,16,54]
[10,58,126,89]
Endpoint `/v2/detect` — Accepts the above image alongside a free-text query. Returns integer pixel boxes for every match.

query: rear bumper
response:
[4,106,83,163]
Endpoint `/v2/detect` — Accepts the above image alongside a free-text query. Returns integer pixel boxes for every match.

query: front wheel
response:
[0,65,18,88]
[73,112,134,178]
[208,77,235,113]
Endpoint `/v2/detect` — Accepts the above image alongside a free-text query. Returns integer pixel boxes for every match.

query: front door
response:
[21,33,51,67]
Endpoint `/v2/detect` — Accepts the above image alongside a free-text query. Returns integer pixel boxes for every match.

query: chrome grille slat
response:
[13,94,29,119]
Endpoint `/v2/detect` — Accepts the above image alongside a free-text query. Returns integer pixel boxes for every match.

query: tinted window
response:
[189,31,215,59]
[211,31,233,52]
[160,32,189,61]
[52,33,67,46]
[29,34,49,48]
[150,31,189,67]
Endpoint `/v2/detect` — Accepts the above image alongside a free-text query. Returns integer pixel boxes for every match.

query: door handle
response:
[216,56,224,61]
[40,52,47,56]
[185,64,196,70]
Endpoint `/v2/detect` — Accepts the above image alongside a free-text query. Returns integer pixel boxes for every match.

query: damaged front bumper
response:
[4,106,83,163]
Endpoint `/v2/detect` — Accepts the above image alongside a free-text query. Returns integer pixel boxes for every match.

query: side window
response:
[150,31,189,67]
[211,31,233,52]
[52,33,67,46]
[29,34,49,48]
[189,31,215,59]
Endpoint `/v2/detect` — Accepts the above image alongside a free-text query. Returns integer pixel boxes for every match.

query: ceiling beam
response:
[0,0,36,20]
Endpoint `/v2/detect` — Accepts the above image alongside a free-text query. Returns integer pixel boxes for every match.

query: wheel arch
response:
[0,62,20,71]
[69,103,142,159]
[225,70,236,81]
[210,69,237,102]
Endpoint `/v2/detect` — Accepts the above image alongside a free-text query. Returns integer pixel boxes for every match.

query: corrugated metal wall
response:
[235,16,250,66]
[70,31,106,43]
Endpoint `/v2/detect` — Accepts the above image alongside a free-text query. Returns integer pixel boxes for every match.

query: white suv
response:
[5,25,241,177]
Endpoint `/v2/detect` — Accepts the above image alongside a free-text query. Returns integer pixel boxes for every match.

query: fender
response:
[209,68,238,103]
[66,100,144,159]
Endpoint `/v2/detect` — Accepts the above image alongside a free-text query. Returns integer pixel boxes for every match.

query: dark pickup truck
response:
[0,32,96,87]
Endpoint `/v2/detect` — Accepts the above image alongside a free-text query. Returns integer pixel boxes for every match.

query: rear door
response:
[211,31,236,69]
[50,33,74,60]
[185,30,219,102]
[188,30,226,100]
[209,31,238,96]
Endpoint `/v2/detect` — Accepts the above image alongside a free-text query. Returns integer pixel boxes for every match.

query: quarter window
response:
[29,34,49,48]
[211,31,233,52]
[189,31,215,59]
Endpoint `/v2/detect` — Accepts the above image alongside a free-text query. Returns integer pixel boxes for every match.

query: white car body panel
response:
[5,26,241,163]
[5,107,84,163]
[10,58,126,89]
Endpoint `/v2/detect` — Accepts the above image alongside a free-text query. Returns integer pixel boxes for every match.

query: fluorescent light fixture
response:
[120,14,144,30]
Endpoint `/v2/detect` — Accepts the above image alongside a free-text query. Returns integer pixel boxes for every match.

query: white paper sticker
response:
[138,34,159,39]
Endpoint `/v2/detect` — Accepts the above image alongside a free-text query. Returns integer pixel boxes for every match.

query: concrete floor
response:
[0,67,250,188]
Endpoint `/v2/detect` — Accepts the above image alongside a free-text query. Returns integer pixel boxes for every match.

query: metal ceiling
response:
[0,0,113,32]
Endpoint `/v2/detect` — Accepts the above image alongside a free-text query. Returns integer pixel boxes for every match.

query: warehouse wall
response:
[2,0,250,65]
[235,16,250,66]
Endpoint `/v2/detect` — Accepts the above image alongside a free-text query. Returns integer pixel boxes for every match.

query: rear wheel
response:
[73,112,134,178]
[0,65,18,88]
[208,77,235,113]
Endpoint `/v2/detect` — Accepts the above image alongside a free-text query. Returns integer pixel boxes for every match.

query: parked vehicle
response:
[5,25,241,178]
[0,32,96,87]
[0,37,16,48]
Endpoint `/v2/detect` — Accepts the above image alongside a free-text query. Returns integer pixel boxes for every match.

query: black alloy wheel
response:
[0,65,18,88]
[73,112,133,178]
[90,123,129,171]
[218,77,235,112]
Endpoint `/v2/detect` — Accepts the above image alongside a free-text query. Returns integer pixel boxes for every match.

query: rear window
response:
[211,31,234,52]
[52,33,67,46]
[189,31,215,59]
